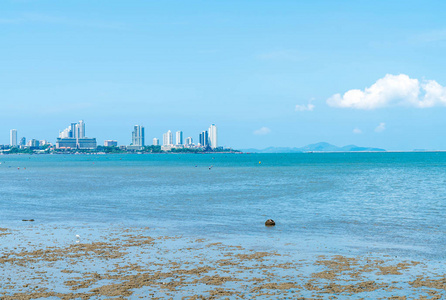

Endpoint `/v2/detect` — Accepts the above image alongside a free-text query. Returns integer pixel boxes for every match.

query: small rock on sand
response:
[265,219,275,226]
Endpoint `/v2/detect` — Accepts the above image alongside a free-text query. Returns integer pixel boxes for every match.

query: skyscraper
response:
[132,125,145,147]
[163,130,173,146]
[199,130,208,147]
[70,123,77,138]
[153,138,159,146]
[59,120,87,139]
[10,129,17,147]
[175,131,183,145]
[208,124,217,149]
[185,137,193,146]
[76,120,85,139]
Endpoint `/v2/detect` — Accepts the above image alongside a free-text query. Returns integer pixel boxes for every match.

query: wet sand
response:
[1,226,445,299]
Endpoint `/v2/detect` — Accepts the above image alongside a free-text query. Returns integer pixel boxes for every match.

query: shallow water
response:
[2,153,446,299]
[1,152,446,261]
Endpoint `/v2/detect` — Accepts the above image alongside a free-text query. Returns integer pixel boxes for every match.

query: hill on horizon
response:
[241,142,386,153]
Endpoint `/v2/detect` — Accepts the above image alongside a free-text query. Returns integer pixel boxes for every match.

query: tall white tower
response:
[208,124,217,149]
[76,120,85,138]
[10,129,17,146]
[163,130,173,145]
[176,131,183,145]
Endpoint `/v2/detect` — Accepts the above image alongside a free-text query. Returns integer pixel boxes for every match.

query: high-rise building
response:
[10,129,17,147]
[208,124,217,149]
[199,130,208,147]
[59,127,70,138]
[131,125,145,147]
[70,123,77,138]
[176,131,183,145]
[185,137,193,146]
[163,130,173,146]
[19,137,26,146]
[59,120,88,139]
[153,138,159,146]
[76,120,85,139]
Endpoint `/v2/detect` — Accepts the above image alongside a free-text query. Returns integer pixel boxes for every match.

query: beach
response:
[1,224,445,299]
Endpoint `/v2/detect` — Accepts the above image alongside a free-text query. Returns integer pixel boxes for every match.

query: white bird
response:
[75,234,80,243]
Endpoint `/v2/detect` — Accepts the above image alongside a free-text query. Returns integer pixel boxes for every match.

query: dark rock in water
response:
[265,219,275,226]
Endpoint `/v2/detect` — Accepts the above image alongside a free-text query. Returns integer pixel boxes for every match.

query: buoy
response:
[259,161,261,164]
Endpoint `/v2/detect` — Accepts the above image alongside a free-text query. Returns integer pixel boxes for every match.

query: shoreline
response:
[4,150,446,156]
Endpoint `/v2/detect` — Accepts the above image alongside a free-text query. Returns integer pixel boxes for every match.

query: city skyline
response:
[4,121,220,149]
[2,1,446,150]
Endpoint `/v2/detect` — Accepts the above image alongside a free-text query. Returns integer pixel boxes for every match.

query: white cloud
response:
[295,98,315,112]
[253,127,271,135]
[327,74,446,109]
[353,128,362,134]
[295,103,315,112]
[375,122,386,133]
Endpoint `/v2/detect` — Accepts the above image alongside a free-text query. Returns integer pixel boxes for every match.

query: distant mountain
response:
[298,142,340,152]
[241,142,385,153]
[255,147,302,153]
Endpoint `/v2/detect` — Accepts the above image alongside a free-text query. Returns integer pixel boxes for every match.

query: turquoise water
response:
[1,152,446,260]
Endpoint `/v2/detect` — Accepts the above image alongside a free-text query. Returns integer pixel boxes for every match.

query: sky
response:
[2,0,446,150]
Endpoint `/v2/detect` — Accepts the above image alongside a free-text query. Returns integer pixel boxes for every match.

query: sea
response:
[1,152,446,262]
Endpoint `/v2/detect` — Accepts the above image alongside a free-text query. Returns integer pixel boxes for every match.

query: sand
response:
[0,225,445,299]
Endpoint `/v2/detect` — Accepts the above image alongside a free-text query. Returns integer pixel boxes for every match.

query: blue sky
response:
[2,0,446,150]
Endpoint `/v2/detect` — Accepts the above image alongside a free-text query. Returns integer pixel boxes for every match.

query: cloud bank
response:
[327,74,446,109]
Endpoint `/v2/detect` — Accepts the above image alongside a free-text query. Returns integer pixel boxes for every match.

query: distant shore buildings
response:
[3,122,223,153]
[156,124,218,151]
[56,120,97,150]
